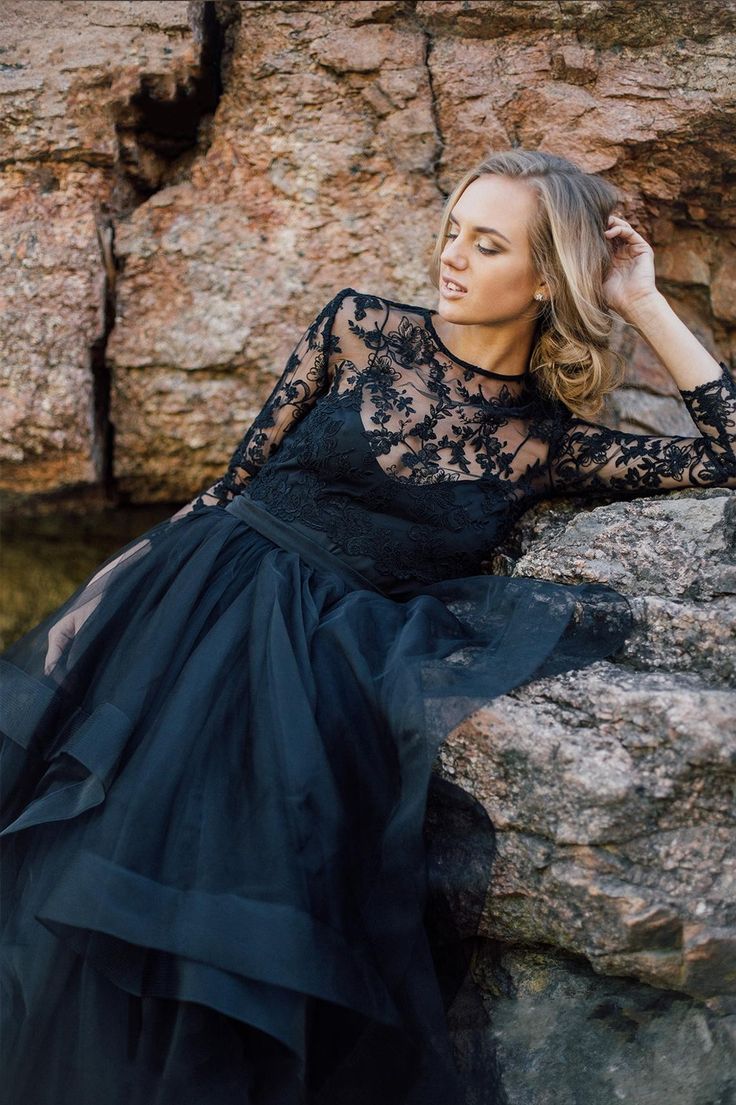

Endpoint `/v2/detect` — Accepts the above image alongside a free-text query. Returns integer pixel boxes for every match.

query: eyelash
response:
[444,232,498,255]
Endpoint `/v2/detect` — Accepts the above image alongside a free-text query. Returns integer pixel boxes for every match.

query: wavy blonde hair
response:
[428,149,627,419]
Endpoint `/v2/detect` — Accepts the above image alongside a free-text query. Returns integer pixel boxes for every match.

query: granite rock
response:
[1,0,734,499]
[3,2,736,1100]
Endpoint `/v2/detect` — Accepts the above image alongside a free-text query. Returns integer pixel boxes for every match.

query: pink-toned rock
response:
[312,24,413,73]
[3,4,736,1094]
[0,1,204,493]
[2,0,733,500]
[0,167,109,489]
[550,44,598,85]
[654,226,714,288]
[711,245,736,324]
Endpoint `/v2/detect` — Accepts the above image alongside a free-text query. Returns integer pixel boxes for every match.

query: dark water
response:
[0,500,179,652]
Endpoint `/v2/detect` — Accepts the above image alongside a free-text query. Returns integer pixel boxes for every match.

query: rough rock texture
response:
[0,1,212,492]
[442,664,736,998]
[2,0,735,500]
[2,3,736,1102]
[452,944,736,1105]
[504,487,736,682]
[433,485,736,1098]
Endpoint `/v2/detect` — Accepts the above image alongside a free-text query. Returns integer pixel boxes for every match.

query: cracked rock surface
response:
[436,484,736,1100]
[2,0,734,501]
[2,3,735,1102]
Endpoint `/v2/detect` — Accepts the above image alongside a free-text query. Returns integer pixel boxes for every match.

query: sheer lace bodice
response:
[176,288,736,591]
[5,289,734,1103]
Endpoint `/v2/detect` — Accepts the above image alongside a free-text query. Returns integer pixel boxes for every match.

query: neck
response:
[433,312,537,377]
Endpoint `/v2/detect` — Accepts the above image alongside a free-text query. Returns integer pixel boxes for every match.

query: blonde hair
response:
[428,149,627,419]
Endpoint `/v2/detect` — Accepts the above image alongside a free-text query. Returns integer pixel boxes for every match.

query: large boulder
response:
[434,487,736,1101]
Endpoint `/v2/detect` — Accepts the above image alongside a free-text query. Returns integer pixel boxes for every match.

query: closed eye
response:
[444,233,498,256]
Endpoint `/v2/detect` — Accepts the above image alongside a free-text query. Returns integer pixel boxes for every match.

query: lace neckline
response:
[368,291,531,382]
[421,308,530,381]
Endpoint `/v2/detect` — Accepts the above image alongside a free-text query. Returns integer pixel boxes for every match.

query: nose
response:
[441,237,468,269]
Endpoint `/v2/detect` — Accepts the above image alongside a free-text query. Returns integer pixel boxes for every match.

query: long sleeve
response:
[173,288,351,519]
[547,360,736,495]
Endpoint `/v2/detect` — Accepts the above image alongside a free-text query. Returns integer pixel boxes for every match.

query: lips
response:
[442,275,467,292]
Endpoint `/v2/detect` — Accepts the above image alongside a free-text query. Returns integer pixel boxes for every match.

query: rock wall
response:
[2,0,734,500]
[1,2,735,1102]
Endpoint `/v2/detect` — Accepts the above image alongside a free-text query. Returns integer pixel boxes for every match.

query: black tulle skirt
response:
[0,497,633,1104]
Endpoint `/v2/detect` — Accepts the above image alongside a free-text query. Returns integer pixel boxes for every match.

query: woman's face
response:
[438,174,544,325]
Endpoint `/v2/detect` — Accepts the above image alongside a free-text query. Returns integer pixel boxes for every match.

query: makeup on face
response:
[447,213,511,246]
[441,208,513,298]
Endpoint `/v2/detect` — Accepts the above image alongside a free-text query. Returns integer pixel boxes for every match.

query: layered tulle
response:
[0,502,633,1104]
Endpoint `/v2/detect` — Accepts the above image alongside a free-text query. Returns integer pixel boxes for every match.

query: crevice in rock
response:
[409,2,448,200]
[111,0,241,206]
[89,217,117,495]
[91,0,241,502]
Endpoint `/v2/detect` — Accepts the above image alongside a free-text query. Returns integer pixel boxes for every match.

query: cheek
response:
[479,256,532,291]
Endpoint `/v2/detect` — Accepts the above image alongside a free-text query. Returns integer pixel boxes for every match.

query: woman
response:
[1,149,734,1104]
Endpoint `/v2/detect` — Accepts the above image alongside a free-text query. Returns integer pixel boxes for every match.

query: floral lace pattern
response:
[179,288,736,587]
[549,371,736,492]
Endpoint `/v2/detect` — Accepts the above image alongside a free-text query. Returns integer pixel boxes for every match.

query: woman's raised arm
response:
[548,218,736,495]
[547,360,736,494]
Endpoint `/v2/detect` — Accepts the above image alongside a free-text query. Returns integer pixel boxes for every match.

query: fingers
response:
[604,216,653,255]
[604,215,641,238]
[43,617,75,676]
[44,629,69,675]
[42,594,105,675]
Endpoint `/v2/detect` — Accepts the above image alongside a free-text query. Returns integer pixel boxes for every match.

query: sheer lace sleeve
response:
[548,361,736,495]
[171,288,352,519]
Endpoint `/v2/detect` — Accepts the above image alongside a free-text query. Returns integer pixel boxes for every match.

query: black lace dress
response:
[2,288,735,1105]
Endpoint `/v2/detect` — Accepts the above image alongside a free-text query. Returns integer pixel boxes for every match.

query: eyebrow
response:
[448,213,511,244]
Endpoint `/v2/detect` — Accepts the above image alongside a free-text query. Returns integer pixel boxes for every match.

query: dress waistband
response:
[224,494,387,597]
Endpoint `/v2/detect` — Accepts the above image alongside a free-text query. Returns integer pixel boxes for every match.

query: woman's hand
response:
[602,215,660,324]
[601,216,726,391]
[44,594,103,675]
[43,535,152,676]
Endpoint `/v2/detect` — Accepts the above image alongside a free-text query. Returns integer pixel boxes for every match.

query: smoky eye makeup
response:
[446,221,504,255]
[444,232,498,255]
[448,214,511,247]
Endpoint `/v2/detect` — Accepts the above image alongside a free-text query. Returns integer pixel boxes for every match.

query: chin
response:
[437,300,469,318]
